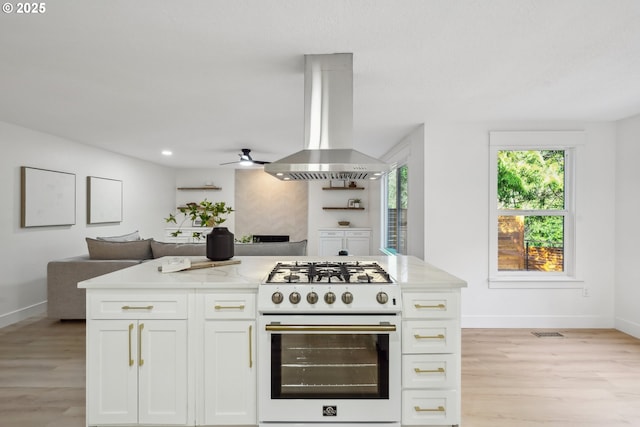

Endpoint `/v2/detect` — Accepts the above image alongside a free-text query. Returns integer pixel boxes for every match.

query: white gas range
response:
[257,261,402,426]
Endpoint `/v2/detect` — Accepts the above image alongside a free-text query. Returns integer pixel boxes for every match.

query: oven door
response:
[258,313,401,424]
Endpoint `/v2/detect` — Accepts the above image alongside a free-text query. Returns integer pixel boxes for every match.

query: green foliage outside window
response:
[498,150,564,247]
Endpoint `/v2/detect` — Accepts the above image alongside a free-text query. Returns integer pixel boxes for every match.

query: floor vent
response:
[532,331,564,338]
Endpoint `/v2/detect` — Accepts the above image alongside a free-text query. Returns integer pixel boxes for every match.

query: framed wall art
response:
[87,176,123,224]
[21,166,76,228]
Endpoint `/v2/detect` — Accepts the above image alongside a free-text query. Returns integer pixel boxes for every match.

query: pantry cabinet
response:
[86,291,190,426]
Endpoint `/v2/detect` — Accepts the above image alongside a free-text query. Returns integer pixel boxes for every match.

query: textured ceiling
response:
[1,0,639,168]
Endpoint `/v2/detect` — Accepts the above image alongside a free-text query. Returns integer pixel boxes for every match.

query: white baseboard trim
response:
[614,317,640,339]
[0,301,47,329]
[462,314,613,329]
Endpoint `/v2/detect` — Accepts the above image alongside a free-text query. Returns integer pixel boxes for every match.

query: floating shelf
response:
[322,187,365,190]
[177,186,221,190]
[322,207,365,210]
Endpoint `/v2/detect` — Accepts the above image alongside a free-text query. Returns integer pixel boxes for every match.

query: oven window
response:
[271,333,390,399]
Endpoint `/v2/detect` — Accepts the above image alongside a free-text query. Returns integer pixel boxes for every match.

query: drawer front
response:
[402,389,458,426]
[345,230,371,238]
[90,292,188,319]
[402,320,459,354]
[403,292,459,319]
[204,293,256,319]
[319,230,345,238]
[402,354,458,390]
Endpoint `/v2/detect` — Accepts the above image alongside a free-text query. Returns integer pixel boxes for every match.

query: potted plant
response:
[165,199,234,241]
[353,198,361,208]
[165,199,235,261]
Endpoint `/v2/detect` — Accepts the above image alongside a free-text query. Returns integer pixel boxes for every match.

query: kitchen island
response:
[79,255,466,427]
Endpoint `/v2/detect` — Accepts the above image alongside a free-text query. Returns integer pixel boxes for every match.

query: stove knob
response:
[376,291,389,305]
[324,291,336,305]
[341,291,353,305]
[289,291,301,305]
[271,291,284,305]
[307,291,318,304]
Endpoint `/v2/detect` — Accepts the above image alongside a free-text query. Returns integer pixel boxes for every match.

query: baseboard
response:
[0,301,47,329]
[462,314,613,329]
[614,317,640,339]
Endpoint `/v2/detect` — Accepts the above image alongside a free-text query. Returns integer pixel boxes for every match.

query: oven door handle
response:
[265,324,396,332]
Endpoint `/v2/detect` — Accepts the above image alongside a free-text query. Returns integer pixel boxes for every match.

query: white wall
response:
[424,121,617,329]
[0,121,175,327]
[615,113,640,338]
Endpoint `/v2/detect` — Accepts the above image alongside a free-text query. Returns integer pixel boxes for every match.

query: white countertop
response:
[78,255,467,290]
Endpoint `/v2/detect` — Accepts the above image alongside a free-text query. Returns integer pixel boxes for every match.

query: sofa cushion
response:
[86,237,153,260]
[96,230,141,242]
[150,240,206,258]
[234,240,307,256]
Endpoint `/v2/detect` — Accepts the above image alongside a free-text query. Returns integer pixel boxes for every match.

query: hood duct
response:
[265,53,390,181]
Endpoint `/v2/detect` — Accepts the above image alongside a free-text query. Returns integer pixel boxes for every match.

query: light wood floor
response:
[1,317,639,427]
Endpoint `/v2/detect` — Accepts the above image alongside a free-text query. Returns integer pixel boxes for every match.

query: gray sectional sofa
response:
[47,238,307,320]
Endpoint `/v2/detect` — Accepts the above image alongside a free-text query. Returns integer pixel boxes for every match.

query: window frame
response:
[382,163,408,255]
[489,131,583,288]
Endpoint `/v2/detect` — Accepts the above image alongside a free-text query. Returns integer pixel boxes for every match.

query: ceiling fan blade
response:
[251,160,271,165]
[219,160,240,165]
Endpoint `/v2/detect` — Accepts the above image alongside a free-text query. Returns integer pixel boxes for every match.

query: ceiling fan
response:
[220,148,271,166]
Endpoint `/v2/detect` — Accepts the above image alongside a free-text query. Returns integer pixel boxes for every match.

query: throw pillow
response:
[150,240,206,258]
[86,237,153,260]
[96,230,141,242]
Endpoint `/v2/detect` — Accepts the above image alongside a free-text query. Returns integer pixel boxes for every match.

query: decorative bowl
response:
[338,221,350,227]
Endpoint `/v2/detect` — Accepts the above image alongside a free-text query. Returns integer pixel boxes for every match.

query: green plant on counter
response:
[235,235,253,243]
[165,199,234,240]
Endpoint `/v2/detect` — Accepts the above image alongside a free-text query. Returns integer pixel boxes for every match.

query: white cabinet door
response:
[87,319,188,426]
[345,237,370,255]
[138,320,188,425]
[203,320,256,425]
[318,237,344,256]
[87,320,139,425]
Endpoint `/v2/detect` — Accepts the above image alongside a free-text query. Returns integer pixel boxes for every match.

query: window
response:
[489,131,581,285]
[384,164,408,254]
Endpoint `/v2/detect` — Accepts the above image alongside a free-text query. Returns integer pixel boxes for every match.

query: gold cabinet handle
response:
[128,323,134,367]
[414,333,445,340]
[414,367,445,374]
[248,325,253,368]
[414,405,445,413]
[122,305,154,310]
[138,323,144,366]
[414,303,446,310]
[214,304,245,310]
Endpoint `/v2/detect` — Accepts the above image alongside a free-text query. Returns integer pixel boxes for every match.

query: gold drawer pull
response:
[214,304,246,310]
[414,367,445,374]
[122,305,154,310]
[415,303,446,310]
[414,405,445,413]
[414,333,445,340]
[248,325,253,368]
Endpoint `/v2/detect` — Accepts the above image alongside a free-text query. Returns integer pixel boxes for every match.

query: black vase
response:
[206,227,234,261]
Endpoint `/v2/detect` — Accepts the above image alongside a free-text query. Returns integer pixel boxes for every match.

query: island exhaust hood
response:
[265,53,390,181]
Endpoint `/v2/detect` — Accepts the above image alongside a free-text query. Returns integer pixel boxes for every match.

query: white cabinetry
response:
[318,228,371,256]
[198,292,257,425]
[401,291,461,426]
[86,291,190,426]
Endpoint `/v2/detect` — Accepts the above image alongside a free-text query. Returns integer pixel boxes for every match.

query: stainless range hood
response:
[265,53,390,181]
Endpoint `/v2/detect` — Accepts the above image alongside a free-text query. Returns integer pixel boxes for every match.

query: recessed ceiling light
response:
[161,150,173,156]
